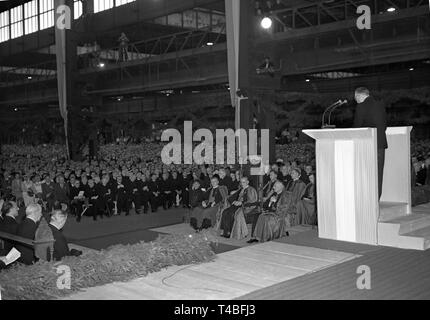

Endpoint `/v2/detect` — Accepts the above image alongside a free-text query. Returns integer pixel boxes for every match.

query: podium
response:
[303,127,413,245]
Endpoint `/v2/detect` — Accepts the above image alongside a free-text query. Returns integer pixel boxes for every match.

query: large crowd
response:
[1,138,429,268]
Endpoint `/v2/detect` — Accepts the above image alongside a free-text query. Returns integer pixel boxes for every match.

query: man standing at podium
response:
[353,87,387,199]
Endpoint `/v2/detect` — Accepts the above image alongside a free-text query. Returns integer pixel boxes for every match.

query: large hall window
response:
[10,6,23,39]
[115,0,135,7]
[74,0,83,19]
[0,11,9,43]
[39,0,54,30]
[94,0,114,13]
[24,0,38,35]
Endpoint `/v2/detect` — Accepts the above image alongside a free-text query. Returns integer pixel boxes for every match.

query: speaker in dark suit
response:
[353,87,387,199]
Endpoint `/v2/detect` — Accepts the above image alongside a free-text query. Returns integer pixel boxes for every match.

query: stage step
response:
[377,203,430,250]
[379,202,409,222]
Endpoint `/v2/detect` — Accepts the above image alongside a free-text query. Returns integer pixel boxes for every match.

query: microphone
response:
[326,100,348,129]
[321,100,343,129]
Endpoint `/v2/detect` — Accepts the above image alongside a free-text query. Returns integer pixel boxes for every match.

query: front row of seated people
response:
[0,201,81,270]
[188,168,316,243]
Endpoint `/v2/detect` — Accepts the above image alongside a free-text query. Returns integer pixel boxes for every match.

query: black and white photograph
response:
[0,0,430,307]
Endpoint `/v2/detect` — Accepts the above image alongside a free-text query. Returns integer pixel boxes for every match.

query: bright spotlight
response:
[261,17,273,29]
[27,76,32,80]
[206,42,214,46]
[305,79,310,82]
[98,62,105,68]
[409,67,414,71]
[387,7,396,12]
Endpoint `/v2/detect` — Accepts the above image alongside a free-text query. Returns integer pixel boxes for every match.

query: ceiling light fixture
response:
[261,17,273,29]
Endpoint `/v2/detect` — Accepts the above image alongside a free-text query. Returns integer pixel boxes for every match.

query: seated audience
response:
[2,137,428,241]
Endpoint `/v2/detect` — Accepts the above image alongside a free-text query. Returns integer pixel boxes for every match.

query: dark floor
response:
[64,207,239,254]
[239,230,430,300]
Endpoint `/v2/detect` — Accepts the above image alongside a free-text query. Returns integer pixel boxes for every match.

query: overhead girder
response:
[0,0,223,57]
[251,5,429,78]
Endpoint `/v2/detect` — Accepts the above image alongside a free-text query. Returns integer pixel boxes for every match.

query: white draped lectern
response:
[303,127,412,245]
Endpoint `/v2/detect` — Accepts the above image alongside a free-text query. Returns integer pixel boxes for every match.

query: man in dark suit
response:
[0,201,19,253]
[49,210,82,261]
[16,203,43,265]
[41,175,56,211]
[53,175,70,206]
[86,179,100,221]
[159,172,174,210]
[219,168,233,194]
[171,171,182,207]
[148,174,161,212]
[70,180,85,221]
[136,173,150,214]
[353,87,388,199]
[126,174,143,214]
[114,175,128,215]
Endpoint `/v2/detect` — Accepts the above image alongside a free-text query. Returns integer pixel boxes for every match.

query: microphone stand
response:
[327,102,346,129]
[321,100,341,129]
